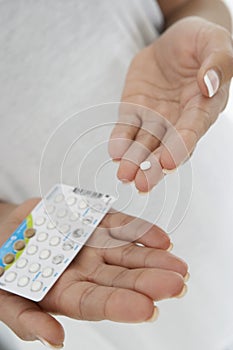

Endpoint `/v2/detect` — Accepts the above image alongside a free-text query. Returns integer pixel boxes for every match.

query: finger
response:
[160,86,228,170]
[102,243,188,277]
[134,150,163,193]
[198,26,233,97]
[108,113,141,161]
[82,265,185,302]
[101,211,170,250]
[116,114,167,183]
[0,292,64,347]
[47,281,156,323]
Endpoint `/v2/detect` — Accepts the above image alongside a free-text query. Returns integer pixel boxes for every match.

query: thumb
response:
[197,28,233,98]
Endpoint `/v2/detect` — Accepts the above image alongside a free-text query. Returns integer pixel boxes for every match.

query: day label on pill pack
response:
[0,184,116,301]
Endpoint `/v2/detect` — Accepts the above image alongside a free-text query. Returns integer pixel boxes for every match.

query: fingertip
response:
[117,159,138,183]
[160,147,177,172]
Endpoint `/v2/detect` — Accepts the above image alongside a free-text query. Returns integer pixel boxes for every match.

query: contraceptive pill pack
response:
[0,184,116,301]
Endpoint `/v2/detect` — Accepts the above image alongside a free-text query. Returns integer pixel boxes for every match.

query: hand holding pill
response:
[109,17,233,192]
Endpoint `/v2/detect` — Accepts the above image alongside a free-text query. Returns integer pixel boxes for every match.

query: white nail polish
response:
[204,69,220,98]
[37,337,64,349]
[146,307,159,322]
[162,168,176,175]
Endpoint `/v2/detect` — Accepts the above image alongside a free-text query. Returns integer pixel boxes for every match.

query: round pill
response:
[59,224,70,233]
[3,253,15,265]
[42,267,54,278]
[16,258,28,269]
[47,221,56,230]
[17,276,30,287]
[27,245,38,255]
[69,212,80,222]
[54,194,64,203]
[57,208,67,218]
[39,249,51,260]
[29,263,41,273]
[49,236,61,246]
[13,240,25,251]
[52,254,64,265]
[24,228,36,239]
[140,161,152,171]
[62,241,74,251]
[5,271,17,283]
[72,228,84,238]
[82,216,93,225]
[31,280,43,292]
[35,216,46,226]
[45,204,55,214]
[66,196,77,206]
[79,200,87,209]
[37,232,48,242]
[0,267,5,277]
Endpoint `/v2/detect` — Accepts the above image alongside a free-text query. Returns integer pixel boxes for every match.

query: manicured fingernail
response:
[37,337,64,349]
[162,168,176,175]
[138,191,149,195]
[184,272,190,282]
[167,242,174,252]
[176,284,188,299]
[121,179,132,184]
[146,307,159,322]
[204,69,220,98]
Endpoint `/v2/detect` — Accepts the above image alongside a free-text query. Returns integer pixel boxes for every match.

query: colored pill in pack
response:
[0,184,116,301]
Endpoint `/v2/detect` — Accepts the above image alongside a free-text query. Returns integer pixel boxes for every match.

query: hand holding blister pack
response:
[0,184,116,301]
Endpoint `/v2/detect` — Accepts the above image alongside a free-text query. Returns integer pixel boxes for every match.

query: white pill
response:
[31,280,43,292]
[35,216,45,226]
[17,276,30,287]
[29,263,41,273]
[66,196,77,206]
[140,161,151,171]
[49,236,61,246]
[39,249,51,260]
[37,232,48,242]
[27,245,38,255]
[5,272,17,283]
[42,267,54,278]
[16,258,28,269]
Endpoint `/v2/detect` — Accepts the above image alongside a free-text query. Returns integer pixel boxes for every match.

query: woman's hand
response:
[0,199,188,348]
[109,17,233,192]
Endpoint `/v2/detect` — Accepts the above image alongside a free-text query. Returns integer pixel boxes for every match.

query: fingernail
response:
[121,179,132,184]
[204,69,220,98]
[162,168,176,175]
[37,337,64,349]
[167,242,174,252]
[184,272,190,282]
[146,307,159,322]
[138,191,149,195]
[176,284,188,299]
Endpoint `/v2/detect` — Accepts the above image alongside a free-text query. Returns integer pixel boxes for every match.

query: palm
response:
[109,18,229,192]
[0,199,187,345]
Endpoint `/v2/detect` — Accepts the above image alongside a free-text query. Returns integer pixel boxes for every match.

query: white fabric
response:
[0,1,232,350]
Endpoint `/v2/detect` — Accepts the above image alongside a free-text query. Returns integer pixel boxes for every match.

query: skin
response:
[1,0,232,346]
[0,199,187,347]
[109,0,233,192]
